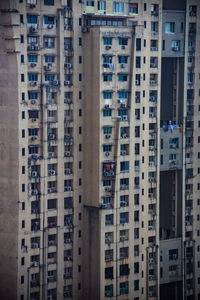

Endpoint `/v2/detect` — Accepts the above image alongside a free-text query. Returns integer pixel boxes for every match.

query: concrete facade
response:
[0,0,199,300]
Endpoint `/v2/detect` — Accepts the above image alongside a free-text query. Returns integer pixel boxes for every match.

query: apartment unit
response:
[0,0,199,300]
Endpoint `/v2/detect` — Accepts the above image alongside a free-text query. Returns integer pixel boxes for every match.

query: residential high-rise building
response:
[0,0,199,299]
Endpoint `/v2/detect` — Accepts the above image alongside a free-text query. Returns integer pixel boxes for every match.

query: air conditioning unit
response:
[32,243,39,249]
[105,187,111,192]
[32,153,39,160]
[64,63,72,69]
[105,152,110,156]
[120,150,126,155]
[148,193,153,198]
[82,26,89,33]
[121,45,126,49]
[105,104,111,109]
[48,188,55,193]
[48,24,54,29]
[149,161,155,166]
[64,151,71,157]
[149,145,154,150]
[105,45,111,50]
[65,168,72,175]
[121,103,127,108]
[64,80,71,86]
[65,239,71,244]
[30,63,36,68]
[65,186,72,191]
[30,81,37,86]
[122,115,128,121]
[34,45,40,50]
[122,133,127,138]
[49,170,56,176]
[32,189,38,195]
[31,171,37,177]
[32,118,37,122]
[150,96,156,102]
[105,134,111,139]
[172,46,179,52]
[149,112,155,118]
[49,134,55,140]
[29,4,36,8]
[121,63,126,68]
[148,226,153,230]
[64,134,71,139]
[31,100,36,105]
[32,261,39,267]
[31,136,37,141]
[30,26,37,33]
[135,80,139,85]
[149,258,154,263]
[149,291,153,297]
[150,80,156,85]
[118,99,125,104]
[52,80,59,86]
[151,47,157,51]
[64,98,72,104]
[44,65,52,71]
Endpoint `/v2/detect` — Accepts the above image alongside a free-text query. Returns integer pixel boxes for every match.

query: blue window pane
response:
[27,15,37,24]
[103,110,112,117]
[104,38,112,45]
[118,92,127,99]
[28,55,37,63]
[103,92,112,99]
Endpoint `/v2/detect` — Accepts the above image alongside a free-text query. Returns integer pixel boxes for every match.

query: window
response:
[44,36,55,48]
[103,74,112,82]
[144,3,147,11]
[98,1,106,10]
[103,92,112,99]
[79,56,82,64]
[86,1,94,6]
[20,14,24,23]
[113,2,124,13]
[103,109,112,117]
[105,267,113,279]
[105,214,113,226]
[79,37,82,46]
[44,0,54,5]
[165,22,175,33]
[48,199,57,210]
[120,281,129,295]
[118,56,128,64]
[28,73,38,82]
[136,56,141,68]
[118,74,128,81]
[120,161,129,173]
[21,55,24,63]
[134,280,139,291]
[136,38,141,51]
[44,16,55,26]
[129,3,138,14]
[28,55,37,63]
[103,127,112,134]
[21,74,24,82]
[20,35,24,43]
[105,285,113,297]
[21,276,24,284]
[27,15,37,24]
[119,38,128,46]
[22,148,25,156]
[104,38,112,45]
[118,91,127,99]
[171,40,180,51]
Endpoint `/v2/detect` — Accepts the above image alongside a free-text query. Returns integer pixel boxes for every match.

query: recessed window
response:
[44,0,54,5]
[165,22,175,33]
